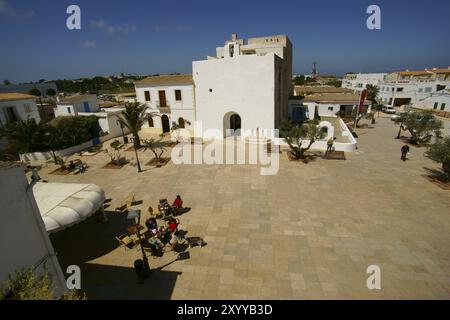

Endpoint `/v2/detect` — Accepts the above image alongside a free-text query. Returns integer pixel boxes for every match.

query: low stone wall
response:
[20,141,94,162]
[274,118,357,152]
[19,130,129,162]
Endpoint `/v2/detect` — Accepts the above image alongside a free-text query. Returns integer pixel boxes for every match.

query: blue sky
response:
[0,0,449,83]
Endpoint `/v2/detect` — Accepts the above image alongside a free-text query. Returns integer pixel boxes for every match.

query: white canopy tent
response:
[32,182,106,233]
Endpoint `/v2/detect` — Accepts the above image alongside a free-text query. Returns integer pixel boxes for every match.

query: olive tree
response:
[280,119,327,160]
[394,110,442,144]
[142,138,167,162]
[426,136,450,180]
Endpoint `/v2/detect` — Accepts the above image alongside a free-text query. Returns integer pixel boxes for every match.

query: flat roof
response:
[399,68,450,76]
[294,86,353,95]
[59,94,97,103]
[0,92,37,102]
[303,93,371,104]
[135,74,193,86]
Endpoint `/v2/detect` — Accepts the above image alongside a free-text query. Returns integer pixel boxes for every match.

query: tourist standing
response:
[326,137,336,154]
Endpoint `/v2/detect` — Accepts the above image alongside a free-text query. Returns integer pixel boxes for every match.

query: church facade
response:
[135,33,293,140]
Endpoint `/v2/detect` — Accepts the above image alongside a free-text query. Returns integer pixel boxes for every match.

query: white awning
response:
[32,182,106,233]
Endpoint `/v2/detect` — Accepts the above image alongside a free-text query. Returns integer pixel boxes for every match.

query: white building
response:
[89,106,130,140]
[134,74,195,133]
[114,93,137,104]
[195,34,292,139]
[54,95,128,140]
[0,162,66,297]
[54,94,100,117]
[0,93,41,126]
[378,68,450,109]
[134,34,293,139]
[413,89,450,112]
[342,73,387,92]
[292,93,371,121]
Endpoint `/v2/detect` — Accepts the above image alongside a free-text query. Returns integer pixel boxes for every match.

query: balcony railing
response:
[156,101,170,113]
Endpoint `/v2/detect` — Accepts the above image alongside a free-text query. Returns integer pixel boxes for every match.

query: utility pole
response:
[312,62,318,80]
[354,90,363,129]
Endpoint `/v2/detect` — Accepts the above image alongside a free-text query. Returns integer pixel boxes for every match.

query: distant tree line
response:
[293,75,316,86]
[53,76,144,94]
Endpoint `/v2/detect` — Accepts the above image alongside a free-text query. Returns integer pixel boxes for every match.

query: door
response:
[161,115,170,133]
[83,101,90,112]
[158,91,167,108]
[230,114,241,135]
[5,107,18,122]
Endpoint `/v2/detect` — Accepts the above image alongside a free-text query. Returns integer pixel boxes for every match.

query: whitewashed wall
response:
[193,53,276,139]
[135,83,195,130]
[0,165,66,297]
[0,98,41,124]
[20,141,94,162]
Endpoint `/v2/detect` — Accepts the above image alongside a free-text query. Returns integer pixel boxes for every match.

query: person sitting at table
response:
[168,218,179,233]
[167,230,179,250]
[172,195,183,209]
[145,217,158,235]
[148,234,164,250]
[68,160,76,171]
[158,226,171,244]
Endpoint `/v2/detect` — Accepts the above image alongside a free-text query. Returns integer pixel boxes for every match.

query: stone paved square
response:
[40,117,450,299]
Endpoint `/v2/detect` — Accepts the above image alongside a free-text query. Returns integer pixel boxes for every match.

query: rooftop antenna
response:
[312,62,318,79]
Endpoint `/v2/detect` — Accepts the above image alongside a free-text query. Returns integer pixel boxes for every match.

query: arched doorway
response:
[223,112,241,137]
[230,114,241,133]
[178,117,185,128]
[148,117,154,127]
[161,115,170,133]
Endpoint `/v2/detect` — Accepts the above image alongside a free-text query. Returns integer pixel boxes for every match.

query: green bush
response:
[0,115,102,154]
[427,136,450,180]
[0,268,85,300]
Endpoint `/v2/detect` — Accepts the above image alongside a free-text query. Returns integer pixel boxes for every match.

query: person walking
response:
[401,144,410,161]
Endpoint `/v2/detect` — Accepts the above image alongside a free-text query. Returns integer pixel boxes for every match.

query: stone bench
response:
[326,151,346,160]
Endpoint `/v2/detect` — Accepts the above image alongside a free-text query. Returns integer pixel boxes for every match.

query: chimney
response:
[231,33,237,41]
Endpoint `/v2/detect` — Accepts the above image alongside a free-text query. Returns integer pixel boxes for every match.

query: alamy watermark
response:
[367,5,381,30]
[170,121,280,176]
[66,265,81,289]
[366,264,381,290]
[66,5,81,30]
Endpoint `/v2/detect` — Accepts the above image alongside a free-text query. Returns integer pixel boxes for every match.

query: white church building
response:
[135,33,293,140]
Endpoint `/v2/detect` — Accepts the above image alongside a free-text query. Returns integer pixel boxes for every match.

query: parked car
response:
[391,114,401,121]
[382,106,397,114]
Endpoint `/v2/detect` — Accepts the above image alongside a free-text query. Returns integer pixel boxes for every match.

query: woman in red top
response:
[168,218,178,233]
[172,195,183,209]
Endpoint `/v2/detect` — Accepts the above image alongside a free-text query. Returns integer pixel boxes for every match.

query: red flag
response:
[358,90,368,113]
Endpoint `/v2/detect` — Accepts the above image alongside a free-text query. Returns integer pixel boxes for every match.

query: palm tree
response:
[116,102,157,149]
[366,84,379,105]
[0,118,45,153]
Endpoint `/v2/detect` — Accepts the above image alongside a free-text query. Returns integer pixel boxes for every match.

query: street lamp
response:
[127,210,150,280]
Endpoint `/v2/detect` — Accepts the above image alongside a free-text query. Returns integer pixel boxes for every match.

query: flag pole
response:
[353,90,363,129]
